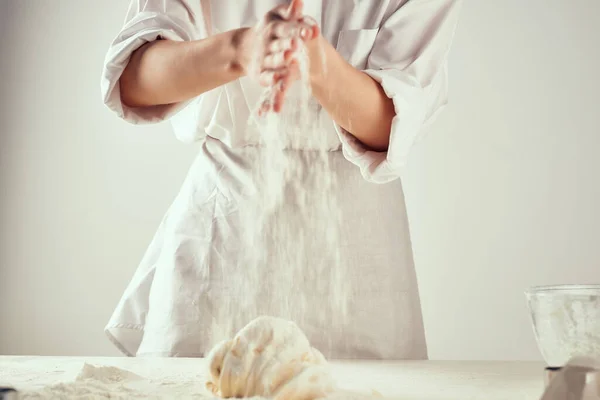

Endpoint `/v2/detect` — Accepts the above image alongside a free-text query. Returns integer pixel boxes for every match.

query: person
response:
[100,0,462,359]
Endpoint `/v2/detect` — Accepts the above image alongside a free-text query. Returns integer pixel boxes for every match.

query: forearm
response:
[120,28,249,108]
[310,38,395,152]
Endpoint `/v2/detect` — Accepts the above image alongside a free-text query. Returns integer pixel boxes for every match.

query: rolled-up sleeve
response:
[100,0,207,124]
[336,0,462,183]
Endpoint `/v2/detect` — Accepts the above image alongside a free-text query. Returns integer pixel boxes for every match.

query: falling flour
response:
[208,40,352,355]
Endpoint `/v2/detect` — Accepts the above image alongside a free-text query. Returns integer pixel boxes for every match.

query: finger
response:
[264,52,286,70]
[258,100,271,116]
[267,37,298,54]
[288,59,301,80]
[272,87,285,113]
[269,0,303,21]
[259,64,298,88]
[272,77,292,113]
[259,71,275,87]
[270,21,313,39]
[269,4,289,20]
[259,69,286,87]
[263,100,272,114]
[272,63,301,113]
[263,50,295,69]
[287,0,304,19]
[299,16,320,39]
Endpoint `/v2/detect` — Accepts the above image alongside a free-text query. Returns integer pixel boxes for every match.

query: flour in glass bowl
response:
[527,286,600,366]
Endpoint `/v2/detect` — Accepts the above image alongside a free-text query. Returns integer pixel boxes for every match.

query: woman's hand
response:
[235,0,320,114]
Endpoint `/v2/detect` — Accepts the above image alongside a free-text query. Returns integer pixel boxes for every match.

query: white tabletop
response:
[0,356,546,399]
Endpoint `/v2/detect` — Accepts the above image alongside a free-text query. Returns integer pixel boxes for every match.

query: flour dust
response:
[209,43,352,354]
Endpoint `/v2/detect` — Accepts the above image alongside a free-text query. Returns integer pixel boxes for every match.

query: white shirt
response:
[100,0,461,359]
[102,0,461,183]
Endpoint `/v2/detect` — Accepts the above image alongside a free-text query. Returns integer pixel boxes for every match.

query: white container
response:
[525,285,600,367]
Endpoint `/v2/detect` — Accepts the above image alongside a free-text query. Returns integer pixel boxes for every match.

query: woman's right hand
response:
[235,0,319,113]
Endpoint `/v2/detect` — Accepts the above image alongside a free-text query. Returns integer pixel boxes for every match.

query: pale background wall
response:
[0,0,598,360]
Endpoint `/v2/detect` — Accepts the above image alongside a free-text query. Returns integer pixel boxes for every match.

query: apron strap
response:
[200,0,213,36]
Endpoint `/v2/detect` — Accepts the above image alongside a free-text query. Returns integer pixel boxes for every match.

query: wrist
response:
[231,27,253,75]
[309,69,326,97]
[308,36,332,96]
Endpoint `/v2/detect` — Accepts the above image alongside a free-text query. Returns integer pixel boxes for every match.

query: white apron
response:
[105,135,427,359]
[100,0,462,359]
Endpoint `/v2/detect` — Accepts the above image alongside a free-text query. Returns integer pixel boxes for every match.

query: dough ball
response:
[205,316,336,399]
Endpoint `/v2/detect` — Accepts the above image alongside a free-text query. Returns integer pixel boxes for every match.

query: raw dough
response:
[205,316,337,399]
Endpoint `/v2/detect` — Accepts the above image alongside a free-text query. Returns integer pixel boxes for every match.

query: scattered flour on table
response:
[75,364,143,384]
[20,364,144,399]
[19,363,206,399]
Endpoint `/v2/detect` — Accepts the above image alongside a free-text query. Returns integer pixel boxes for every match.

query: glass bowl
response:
[525,284,600,366]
